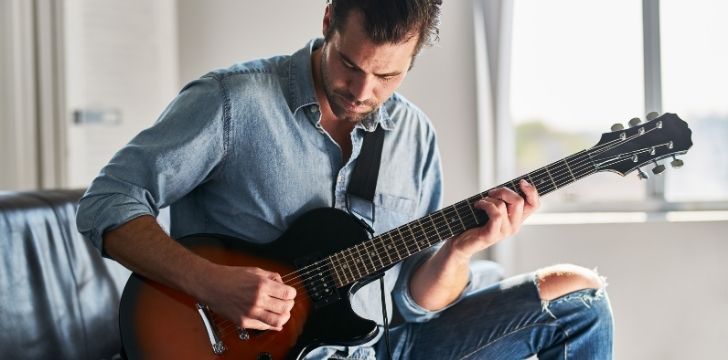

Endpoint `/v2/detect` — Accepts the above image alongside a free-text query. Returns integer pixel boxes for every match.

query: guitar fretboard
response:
[326,149,597,287]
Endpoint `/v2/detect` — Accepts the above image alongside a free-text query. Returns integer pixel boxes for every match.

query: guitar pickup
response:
[295,255,341,308]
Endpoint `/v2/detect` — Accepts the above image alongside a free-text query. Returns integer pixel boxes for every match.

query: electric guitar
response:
[118,113,692,359]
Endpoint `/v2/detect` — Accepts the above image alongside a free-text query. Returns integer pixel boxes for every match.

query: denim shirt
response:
[77,39,471,359]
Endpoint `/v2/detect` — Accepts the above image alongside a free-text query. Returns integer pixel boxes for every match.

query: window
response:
[661,0,728,202]
[506,0,727,210]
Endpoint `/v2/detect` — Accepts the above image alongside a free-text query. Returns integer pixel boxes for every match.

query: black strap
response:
[347,125,385,203]
[346,125,394,360]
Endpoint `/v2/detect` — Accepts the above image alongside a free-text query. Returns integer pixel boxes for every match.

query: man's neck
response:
[311,47,356,163]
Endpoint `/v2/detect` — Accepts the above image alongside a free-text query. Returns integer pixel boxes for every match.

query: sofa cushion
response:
[0,189,130,359]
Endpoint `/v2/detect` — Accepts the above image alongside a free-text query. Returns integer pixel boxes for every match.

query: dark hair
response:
[326,0,442,55]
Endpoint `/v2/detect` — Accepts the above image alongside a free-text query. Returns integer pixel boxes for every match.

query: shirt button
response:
[310,105,319,113]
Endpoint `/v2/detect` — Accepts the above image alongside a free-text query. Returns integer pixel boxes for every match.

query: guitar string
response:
[283,131,659,294]
[289,127,669,289]
[278,135,627,287]
[278,143,613,291]
[210,134,655,336]
[278,146,606,291]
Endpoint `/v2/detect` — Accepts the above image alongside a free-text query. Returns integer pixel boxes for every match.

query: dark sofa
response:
[0,189,130,359]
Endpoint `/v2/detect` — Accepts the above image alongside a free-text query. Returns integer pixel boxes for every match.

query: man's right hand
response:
[103,216,297,332]
[195,265,297,331]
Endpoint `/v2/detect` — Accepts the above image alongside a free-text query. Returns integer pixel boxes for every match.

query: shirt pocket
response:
[374,193,417,233]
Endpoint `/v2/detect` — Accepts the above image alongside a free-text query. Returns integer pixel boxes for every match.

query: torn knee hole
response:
[535,267,606,301]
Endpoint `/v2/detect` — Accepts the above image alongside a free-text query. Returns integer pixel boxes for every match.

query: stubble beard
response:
[319,47,378,123]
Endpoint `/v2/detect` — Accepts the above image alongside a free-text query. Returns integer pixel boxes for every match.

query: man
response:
[77,0,613,358]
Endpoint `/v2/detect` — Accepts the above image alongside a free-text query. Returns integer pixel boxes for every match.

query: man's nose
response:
[348,74,375,103]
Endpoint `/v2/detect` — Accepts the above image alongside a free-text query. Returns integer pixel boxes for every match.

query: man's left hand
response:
[448,179,540,259]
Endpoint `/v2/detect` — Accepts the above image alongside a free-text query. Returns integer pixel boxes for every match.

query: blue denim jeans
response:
[376,273,613,359]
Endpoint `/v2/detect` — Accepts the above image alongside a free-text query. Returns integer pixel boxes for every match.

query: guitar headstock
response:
[590,112,692,177]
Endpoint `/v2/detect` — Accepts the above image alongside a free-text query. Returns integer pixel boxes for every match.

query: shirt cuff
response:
[77,191,157,257]
[392,247,474,323]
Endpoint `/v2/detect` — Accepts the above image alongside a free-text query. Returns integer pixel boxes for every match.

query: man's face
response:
[319,10,418,123]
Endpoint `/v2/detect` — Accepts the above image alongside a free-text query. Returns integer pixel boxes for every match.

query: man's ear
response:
[322,4,332,37]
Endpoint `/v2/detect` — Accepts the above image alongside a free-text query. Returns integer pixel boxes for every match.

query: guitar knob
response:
[611,123,624,131]
[652,163,666,175]
[637,168,649,180]
[671,156,684,168]
[646,111,659,121]
[628,117,642,127]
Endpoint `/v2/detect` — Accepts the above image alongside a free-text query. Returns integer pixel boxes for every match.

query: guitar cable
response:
[380,276,393,360]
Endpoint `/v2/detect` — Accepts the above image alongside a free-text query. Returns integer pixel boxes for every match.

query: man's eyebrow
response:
[338,50,402,77]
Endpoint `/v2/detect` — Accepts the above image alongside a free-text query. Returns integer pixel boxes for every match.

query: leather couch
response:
[0,189,130,360]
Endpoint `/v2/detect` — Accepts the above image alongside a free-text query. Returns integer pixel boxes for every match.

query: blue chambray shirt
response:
[77,39,471,359]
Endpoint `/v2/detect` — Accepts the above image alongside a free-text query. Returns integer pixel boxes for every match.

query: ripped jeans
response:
[376,272,613,360]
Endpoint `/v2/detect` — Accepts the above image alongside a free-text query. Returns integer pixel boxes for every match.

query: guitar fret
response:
[544,165,558,189]
[464,200,479,226]
[362,243,376,273]
[531,169,555,194]
[389,233,402,262]
[397,227,412,255]
[454,202,468,229]
[328,256,343,287]
[377,238,391,267]
[406,223,420,252]
[368,239,382,270]
[344,247,359,281]
[562,158,576,182]
[340,251,354,284]
[353,245,367,278]
[452,205,466,232]
[376,239,387,269]
[416,219,430,249]
[438,211,454,238]
[428,214,442,241]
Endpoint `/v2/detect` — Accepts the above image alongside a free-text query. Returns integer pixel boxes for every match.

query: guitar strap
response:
[348,125,385,204]
[346,124,385,227]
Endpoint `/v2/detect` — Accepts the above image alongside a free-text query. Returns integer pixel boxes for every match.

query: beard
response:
[319,48,379,123]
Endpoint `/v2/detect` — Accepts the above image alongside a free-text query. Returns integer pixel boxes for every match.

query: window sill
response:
[525,210,728,225]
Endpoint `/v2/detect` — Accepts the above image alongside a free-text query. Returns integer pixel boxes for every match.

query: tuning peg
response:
[637,168,649,180]
[611,123,624,131]
[670,156,684,168]
[652,162,666,175]
[628,117,642,127]
[646,112,660,121]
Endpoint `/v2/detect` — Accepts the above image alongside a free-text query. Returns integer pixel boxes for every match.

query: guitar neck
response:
[326,149,598,287]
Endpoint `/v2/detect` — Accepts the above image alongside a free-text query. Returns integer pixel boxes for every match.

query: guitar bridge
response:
[195,303,226,355]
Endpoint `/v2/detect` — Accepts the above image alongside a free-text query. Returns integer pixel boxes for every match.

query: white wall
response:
[176,0,481,206]
[512,219,728,359]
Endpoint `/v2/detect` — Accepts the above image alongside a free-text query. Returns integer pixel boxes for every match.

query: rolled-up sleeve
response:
[393,247,473,323]
[391,122,474,323]
[76,75,228,254]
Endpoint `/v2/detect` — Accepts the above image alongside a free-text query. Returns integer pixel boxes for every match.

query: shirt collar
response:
[286,38,395,132]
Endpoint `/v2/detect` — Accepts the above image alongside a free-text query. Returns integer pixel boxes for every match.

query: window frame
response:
[475,0,728,214]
